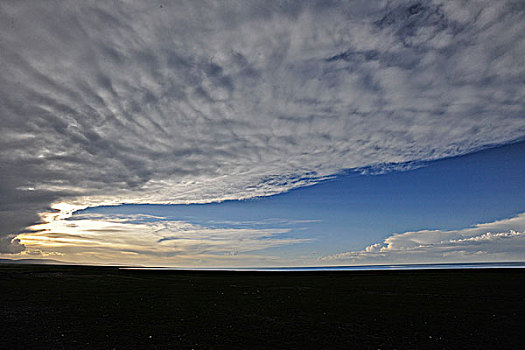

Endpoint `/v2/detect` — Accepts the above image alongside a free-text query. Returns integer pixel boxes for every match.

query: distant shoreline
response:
[2,258,524,271]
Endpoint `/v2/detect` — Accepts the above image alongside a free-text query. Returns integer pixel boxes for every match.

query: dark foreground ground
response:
[1,265,523,349]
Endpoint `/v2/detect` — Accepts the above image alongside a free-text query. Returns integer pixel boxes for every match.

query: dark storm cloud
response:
[1,0,524,252]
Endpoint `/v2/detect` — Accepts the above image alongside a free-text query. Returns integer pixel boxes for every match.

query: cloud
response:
[0,235,25,254]
[320,212,525,264]
[1,1,524,251]
[14,213,312,267]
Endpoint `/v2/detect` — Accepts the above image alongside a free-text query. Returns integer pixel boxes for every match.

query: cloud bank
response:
[321,212,525,264]
[1,1,524,251]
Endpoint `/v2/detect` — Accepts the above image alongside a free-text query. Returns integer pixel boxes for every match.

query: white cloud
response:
[321,212,525,264]
[1,1,524,251]
[13,213,312,267]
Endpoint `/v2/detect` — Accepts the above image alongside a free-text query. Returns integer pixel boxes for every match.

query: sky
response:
[1,1,524,267]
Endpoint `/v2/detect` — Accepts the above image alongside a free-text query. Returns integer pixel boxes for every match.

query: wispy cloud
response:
[320,212,525,264]
[15,213,312,267]
[1,1,524,251]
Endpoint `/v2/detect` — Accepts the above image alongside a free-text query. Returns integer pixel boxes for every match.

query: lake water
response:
[122,261,525,271]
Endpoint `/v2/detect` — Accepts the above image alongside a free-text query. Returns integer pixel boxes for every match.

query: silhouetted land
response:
[1,264,523,349]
